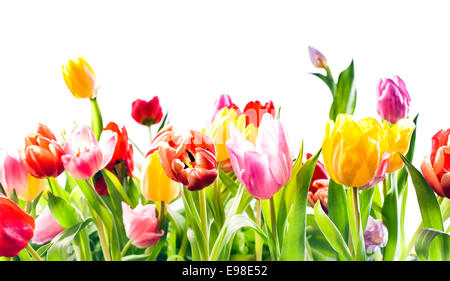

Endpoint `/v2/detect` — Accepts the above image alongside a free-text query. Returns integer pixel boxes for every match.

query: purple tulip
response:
[226,114,292,199]
[364,216,388,253]
[376,76,411,124]
[308,46,328,69]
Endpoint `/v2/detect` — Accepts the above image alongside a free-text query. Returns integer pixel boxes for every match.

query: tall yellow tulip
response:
[141,151,180,204]
[383,118,415,173]
[62,57,98,99]
[322,114,385,188]
[19,174,46,202]
[205,107,257,163]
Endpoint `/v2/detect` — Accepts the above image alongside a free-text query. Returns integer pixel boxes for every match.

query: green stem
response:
[157,201,167,232]
[399,222,423,261]
[269,197,278,259]
[90,97,103,141]
[213,179,224,228]
[148,125,153,143]
[198,188,209,260]
[121,240,133,257]
[177,220,189,260]
[255,199,262,261]
[349,187,365,261]
[25,244,43,261]
[94,214,111,261]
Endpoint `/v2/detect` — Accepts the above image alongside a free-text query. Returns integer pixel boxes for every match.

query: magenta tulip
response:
[0,149,28,196]
[122,202,163,248]
[32,207,64,244]
[376,76,411,124]
[61,124,117,179]
[226,114,292,199]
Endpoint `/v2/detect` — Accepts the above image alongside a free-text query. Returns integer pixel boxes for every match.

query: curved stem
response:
[25,244,43,261]
[120,240,133,257]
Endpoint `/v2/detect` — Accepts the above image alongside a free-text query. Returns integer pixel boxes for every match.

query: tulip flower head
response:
[158,130,218,191]
[226,114,292,199]
[243,100,276,128]
[131,97,163,126]
[32,206,64,244]
[0,149,28,196]
[364,216,388,253]
[141,151,180,204]
[421,128,450,198]
[376,76,411,125]
[322,114,387,188]
[61,124,117,180]
[306,154,330,212]
[211,94,241,123]
[24,123,65,179]
[308,46,328,69]
[19,174,47,202]
[122,202,164,248]
[382,118,415,173]
[0,195,35,257]
[62,57,98,99]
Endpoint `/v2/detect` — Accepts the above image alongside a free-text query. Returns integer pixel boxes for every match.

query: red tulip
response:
[421,129,450,198]
[0,195,35,257]
[131,97,163,126]
[306,153,330,212]
[243,100,276,128]
[156,129,218,191]
[24,123,65,179]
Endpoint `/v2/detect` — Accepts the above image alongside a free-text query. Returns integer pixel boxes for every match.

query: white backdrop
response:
[1,0,450,242]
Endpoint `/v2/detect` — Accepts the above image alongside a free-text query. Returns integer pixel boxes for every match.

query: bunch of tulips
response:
[0,47,448,262]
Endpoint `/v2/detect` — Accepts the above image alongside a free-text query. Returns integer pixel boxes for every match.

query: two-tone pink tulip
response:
[0,149,28,196]
[61,124,117,180]
[226,114,292,199]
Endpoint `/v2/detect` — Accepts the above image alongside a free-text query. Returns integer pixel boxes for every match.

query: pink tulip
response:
[122,202,163,248]
[226,114,292,199]
[61,124,117,179]
[376,76,411,124]
[32,207,64,244]
[0,149,28,196]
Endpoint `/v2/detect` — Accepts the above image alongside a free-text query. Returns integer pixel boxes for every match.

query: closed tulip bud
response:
[32,207,64,244]
[364,216,388,253]
[141,151,180,204]
[122,202,164,248]
[421,129,450,198]
[322,114,386,188]
[0,149,28,196]
[24,124,65,179]
[62,57,98,99]
[376,76,411,124]
[131,97,163,126]
[226,114,292,199]
[308,46,328,69]
[0,195,34,257]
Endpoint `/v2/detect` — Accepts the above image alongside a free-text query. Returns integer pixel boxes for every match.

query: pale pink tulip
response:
[226,114,292,199]
[31,207,64,244]
[122,202,163,248]
[0,149,28,196]
[61,124,117,179]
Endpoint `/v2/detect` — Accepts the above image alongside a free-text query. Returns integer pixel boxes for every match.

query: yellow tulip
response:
[62,57,98,99]
[322,114,385,188]
[19,174,46,202]
[205,107,257,163]
[383,118,415,173]
[141,151,180,204]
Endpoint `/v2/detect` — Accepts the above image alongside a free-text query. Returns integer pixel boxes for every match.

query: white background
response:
[1,0,450,242]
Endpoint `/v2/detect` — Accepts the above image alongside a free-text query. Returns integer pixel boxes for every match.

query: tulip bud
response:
[62,57,98,99]
[0,195,34,257]
[421,129,450,198]
[364,216,388,253]
[376,76,411,124]
[122,202,164,248]
[308,46,328,69]
[131,97,163,126]
[0,149,28,196]
[32,207,64,244]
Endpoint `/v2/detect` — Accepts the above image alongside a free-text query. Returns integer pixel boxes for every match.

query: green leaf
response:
[47,192,81,229]
[121,254,151,261]
[329,60,356,120]
[313,201,353,261]
[415,228,450,261]
[311,72,335,96]
[157,112,169,133]
[382,174,399,261]
[280,149,320,261]
[327,180,348,243]
[219,170,239,195]
[90,97,103,140]
[360,188,375,236]
[47,219,93,261]
[397,114,418,196]
[101,169,132,206]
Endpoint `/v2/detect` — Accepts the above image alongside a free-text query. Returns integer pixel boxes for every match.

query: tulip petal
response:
[98,130,118,169]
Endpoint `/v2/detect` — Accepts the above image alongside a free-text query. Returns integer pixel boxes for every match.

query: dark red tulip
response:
[0,195,35,257]
[131,97,163,126]
[305,153,330,212]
